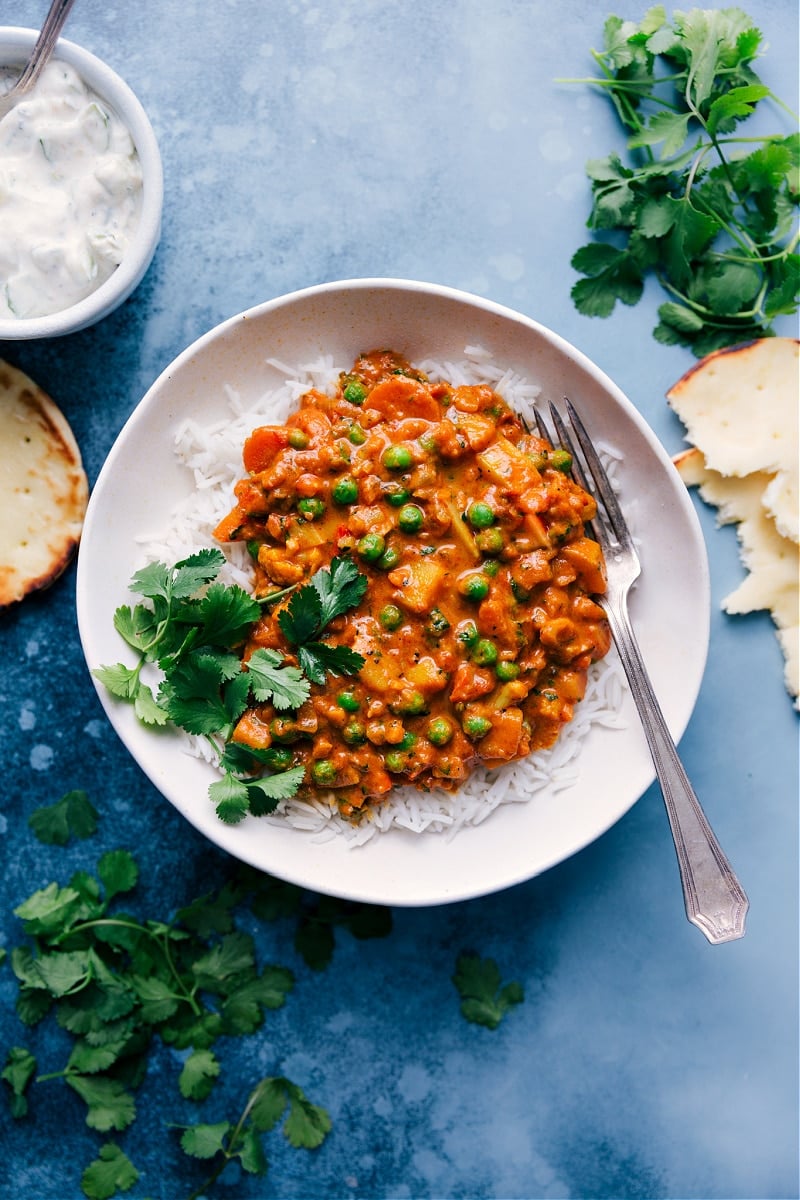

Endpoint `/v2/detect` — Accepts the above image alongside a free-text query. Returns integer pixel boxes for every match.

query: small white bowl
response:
[0,27,163,340]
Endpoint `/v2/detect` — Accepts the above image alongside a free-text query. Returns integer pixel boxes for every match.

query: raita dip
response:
[0,59,143,320]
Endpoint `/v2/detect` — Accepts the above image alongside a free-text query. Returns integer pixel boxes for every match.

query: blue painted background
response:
[1,1,797,1197]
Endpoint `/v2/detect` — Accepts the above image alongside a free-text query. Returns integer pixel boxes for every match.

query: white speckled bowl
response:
[0,27,163,340]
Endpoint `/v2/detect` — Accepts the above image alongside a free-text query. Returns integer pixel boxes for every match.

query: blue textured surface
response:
[1,2,798,1198]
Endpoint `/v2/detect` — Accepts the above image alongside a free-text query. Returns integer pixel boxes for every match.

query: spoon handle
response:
[12,0,78,95]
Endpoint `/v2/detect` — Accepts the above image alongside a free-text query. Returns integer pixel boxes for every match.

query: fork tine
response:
[546,401,592,496]
[533,404,556,447]
[562,398,636,554]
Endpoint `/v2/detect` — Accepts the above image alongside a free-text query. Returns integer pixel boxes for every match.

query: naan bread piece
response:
[667,337,799,543]
[674,447,799,703]
[0,360,88,608]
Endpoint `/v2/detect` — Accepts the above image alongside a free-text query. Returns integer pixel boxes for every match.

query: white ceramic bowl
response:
[0,27,163,340]
[77,279,710,906]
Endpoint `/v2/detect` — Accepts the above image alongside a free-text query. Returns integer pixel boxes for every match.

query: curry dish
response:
[214,350,611,818]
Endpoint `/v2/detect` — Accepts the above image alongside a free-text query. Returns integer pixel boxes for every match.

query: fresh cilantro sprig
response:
[6,846,340,1197]
[179,1074,332,1199]
[453,952,524,1030]
[563,6,799,355]
[278,555,367,684]
[95,551,366,823]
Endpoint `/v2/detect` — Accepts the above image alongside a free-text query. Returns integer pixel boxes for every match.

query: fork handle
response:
[603,602,749,944]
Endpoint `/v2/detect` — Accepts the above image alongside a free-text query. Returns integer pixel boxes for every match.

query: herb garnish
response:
[4,843,351,1197]
[94,550,366,823]
[452,952,525,1029]
[563,6,799,355]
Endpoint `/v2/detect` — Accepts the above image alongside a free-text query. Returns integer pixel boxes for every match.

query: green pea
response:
[396,690,427,716]
[382,444,413,471]
[527,449,549,470]
[379,603,403,630]
[426,717,453,746]
[471,638,498,667]
[262,746,294,771]
[467,501,495,529]
[398,504,424,534]
[456,620,479,647]
[357,532,386,562]
[343,721,367,745]
[463,714,492,740]
[288,428,309,449]
[476,527,504,556]
[348,422,367,445]
[418,431,438,453]
[495,660,520,681]
[297,496,325,520]
[332,475,358,505]
[481,560,500,577]
[270,717,302,743]
[343,381,367,405]
[384,750,407,773]
[399,731,418,751]
[336,691,360,712]
[311,759,337,786]
[549,448,573,473]
[385,485,411,507]
[459,573,490,603]
[377,545,402,570]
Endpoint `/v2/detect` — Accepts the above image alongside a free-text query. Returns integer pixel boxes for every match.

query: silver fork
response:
[537,398,748,945]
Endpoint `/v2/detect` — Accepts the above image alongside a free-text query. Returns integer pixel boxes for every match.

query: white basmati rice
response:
[140,346,626,845]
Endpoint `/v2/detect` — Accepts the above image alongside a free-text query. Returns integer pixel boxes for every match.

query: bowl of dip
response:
[0,27,163,340]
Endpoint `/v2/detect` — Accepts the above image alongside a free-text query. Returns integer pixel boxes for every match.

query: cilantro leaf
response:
[179,1048,221,1100]
[245,649,312,709]
[32,949,91,997]
[310,556,369,626]
[282,1079,333,1149]
[236,1125,269,1175]
[130,975,180,1024]
[91,662,141,702]
[208,774,252,824]
[2,1047,37,1118]
[453,952,524,1030]
[66,1074,137,1132]
[278,582,323,645]
[14,882,82,938]
[180,1121,231,1160]
[193,582,262,645]
[80,1142,140,1200]
[97,851,139,903]
[246,765,306,810]
[28,790,99,846]
[571,243,644,316]
[297,642,365,684]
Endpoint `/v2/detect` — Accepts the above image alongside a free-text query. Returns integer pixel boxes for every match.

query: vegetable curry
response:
[214,350,611,818]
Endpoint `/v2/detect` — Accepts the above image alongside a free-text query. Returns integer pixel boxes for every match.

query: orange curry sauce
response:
[214,350,611,818]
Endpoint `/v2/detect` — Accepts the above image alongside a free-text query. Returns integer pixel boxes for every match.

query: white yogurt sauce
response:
[0,60,143,319]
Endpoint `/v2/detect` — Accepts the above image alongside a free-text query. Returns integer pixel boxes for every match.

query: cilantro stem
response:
[55,918,202,1016]
[184,1089,256,1200]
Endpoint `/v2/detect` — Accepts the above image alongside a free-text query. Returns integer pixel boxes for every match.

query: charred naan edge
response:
[0,359,89,608]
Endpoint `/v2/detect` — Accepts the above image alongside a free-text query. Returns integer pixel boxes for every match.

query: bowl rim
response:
[0,25,163,340]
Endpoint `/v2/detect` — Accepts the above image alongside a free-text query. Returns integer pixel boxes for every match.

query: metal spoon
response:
[0,0,78,119]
